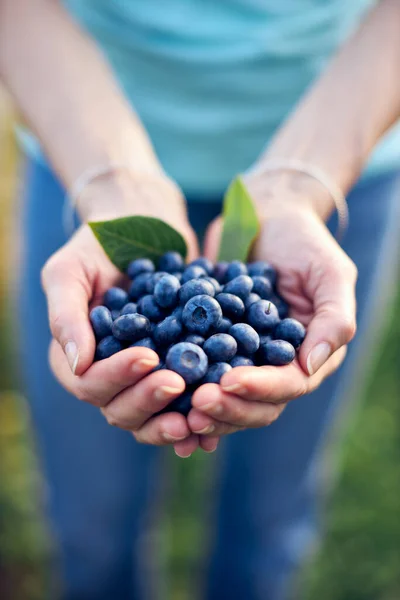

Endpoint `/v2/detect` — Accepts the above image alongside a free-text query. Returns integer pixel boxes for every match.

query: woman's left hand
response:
[187,183,357,439]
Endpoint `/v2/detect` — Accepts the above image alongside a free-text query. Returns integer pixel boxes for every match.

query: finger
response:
[50,341,160,406]
[188,406,240,436]
[219,347,347,403]
[173,435,200,458]
[42,253,95,375]
[191,386,285,430]
[199,435,220,453]
[132,412,191,446]
[203,217,222,262]
[300,257,357,376]
[101,369,186,430]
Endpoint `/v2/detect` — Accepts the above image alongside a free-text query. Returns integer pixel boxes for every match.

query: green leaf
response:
[89,216,187,272]
[218,176,260,262]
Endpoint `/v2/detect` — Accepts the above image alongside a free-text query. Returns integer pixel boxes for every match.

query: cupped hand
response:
[42,172,211,457]
[188,185,357,438]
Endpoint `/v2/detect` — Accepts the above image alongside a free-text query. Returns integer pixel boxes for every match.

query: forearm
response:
[252,0,400,220]
[0,0,162,215]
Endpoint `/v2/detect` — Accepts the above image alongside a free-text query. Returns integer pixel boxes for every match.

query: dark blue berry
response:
[137,295,165,322]
[130,337,157,352]
[203,362,232,384]
[259,334,273,345]
[258,340,295,366]
[215,317,233,333]
[166,342,208,384]
[215,293,245,321]
[120,302,138,316]
[90,306,113,340]
[189,257,214,275]
[223,275,253,300]
[153,316,183,346]
[230,356,254,367]
[158,251,185,273]
[272,295,290,319]
[203,333,237,363]
[112,314,151,342]
[181,265,207,283]
[213,261,229,283]
[171,271,183,282]
[244,293,261,310]
[171,305,184,321]
[127,258,155,279]
[203,276,221,294]
[183,334,205,347]
[229,323,260,355]
[247,300,280,333]
[182,295,223,336]
[111,309,121,320]
[157,391,193,416]
[145,271,169,295]
[103,287,129,310]
[225,260,248,281]
[179,279,215,305]
[274,318,306,349]
[129,272,153,300]
[247,261,277,285]
[95,336,123,360]
[251,276,273,299]
[154,274,181,308]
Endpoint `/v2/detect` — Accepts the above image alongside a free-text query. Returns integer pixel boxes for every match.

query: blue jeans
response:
[19,157,400,600]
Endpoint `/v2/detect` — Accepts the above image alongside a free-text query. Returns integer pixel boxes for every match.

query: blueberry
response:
[189,257,214,275]
[137,295,165,322]
[225,260,248,281]
[153,315,183,346]
[215,293,245,321]
[203,276,221,294]
[103,287,129,311]
[166,342,208,384]
[111,309,121,320]
[90,306,113,340]
[213,261,229,283]
[203,333,237,363]
[183,334,205,347]
[272,295,290,319]
[229,323,260,355]
[154,274,181,308]
[251,276,273,299]
[244,293,261,310]
[230,356,254,367]
[247,260,277,285]
[223,275,253,300]
[182,295,223,336]
[145,271,169,295]
[158,251,185,273]
[95,336,123,360]
[274,318,306,349]
[203,362,232,384]
[259,334,273,345]
[127,258,155,279]
[179,278,215,305]
[112,314,151,342]
[130,337,157,352]
[247,300,280,333]
[215,317,233,333]
[181,265,207,283]
[157,391,193,416]
[129,272,153,300]
[120,302,138,316]
[171,271,183,282]
[258,340,295,366]
[171,305,184,321]
[152,360,166,372]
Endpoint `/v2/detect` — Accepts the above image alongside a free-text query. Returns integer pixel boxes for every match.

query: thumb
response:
[299,259,357,376]
[41,255,95,376]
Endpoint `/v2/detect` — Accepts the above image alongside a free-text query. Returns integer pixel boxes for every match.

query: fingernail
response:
[162,432,187,443]
[203,447,217,454]
[198,402,223,415]
[132,358,159,373]
[307,342,331,376]
[65,341,79,374]
[174,449,192,459]
[221,382,246,395]
[193,424,215,435]
[154,386,182,402]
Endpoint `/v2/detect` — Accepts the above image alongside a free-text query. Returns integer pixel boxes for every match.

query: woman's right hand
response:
[42,172,216,457]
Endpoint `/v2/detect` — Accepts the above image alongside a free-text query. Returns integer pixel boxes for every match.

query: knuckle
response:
[339,315,357,343]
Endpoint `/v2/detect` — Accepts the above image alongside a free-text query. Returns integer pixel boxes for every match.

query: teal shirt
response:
[20,0,400,197]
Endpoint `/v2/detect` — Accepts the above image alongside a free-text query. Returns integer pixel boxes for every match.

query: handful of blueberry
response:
[90,252,306,416]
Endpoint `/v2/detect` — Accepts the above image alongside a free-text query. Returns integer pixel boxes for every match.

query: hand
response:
[187,183,357,438]
[42,172,216,457]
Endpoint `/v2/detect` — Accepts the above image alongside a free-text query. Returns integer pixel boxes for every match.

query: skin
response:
[1,0,400,457]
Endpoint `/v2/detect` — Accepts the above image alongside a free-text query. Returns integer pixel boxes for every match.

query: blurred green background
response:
[0,93,399,600]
